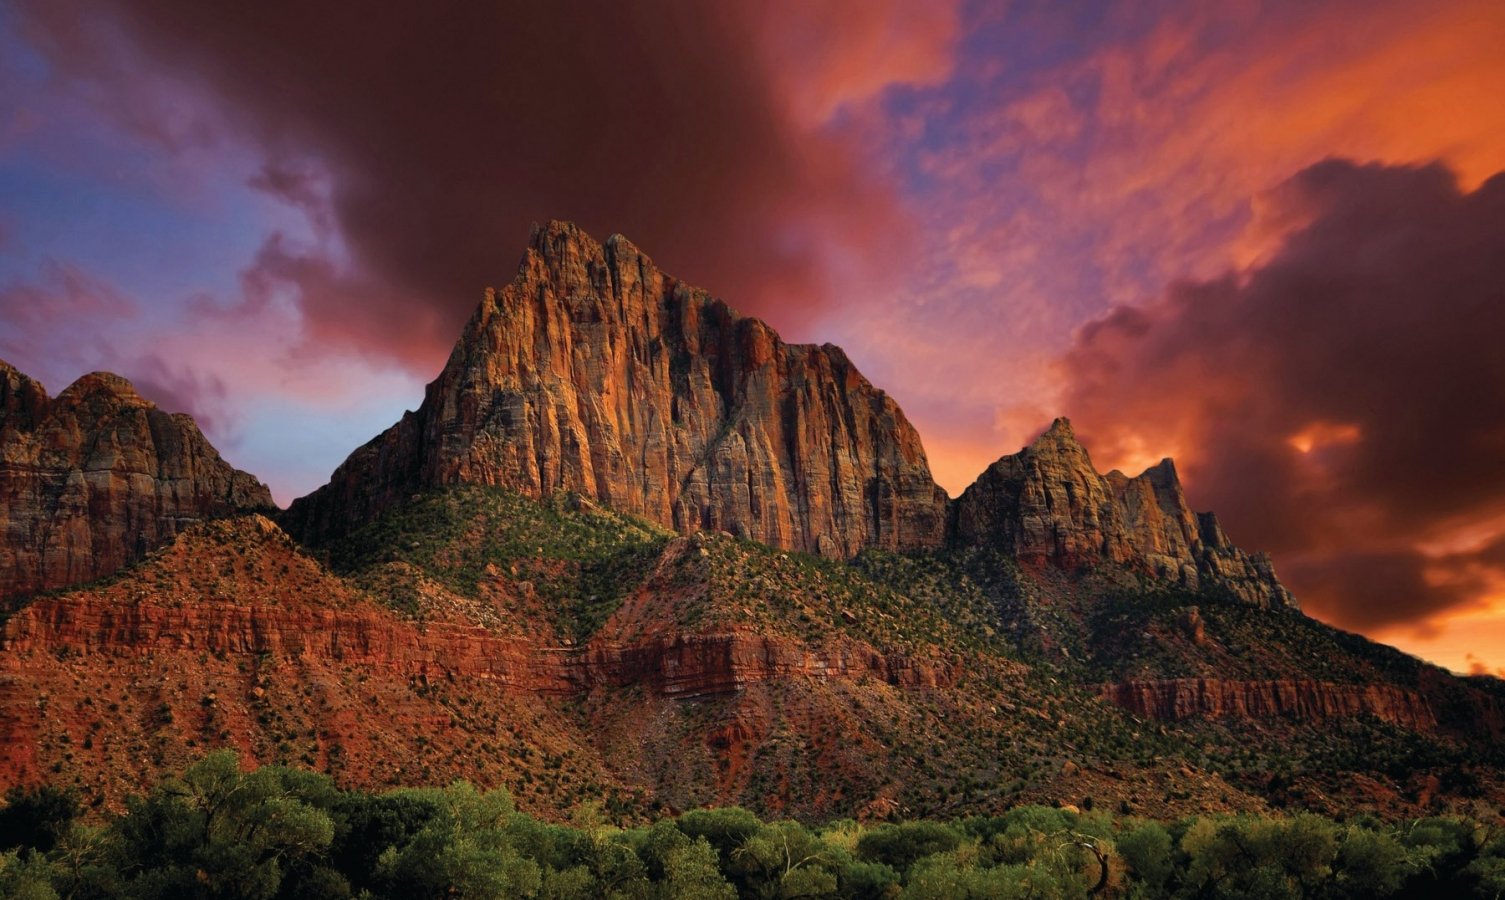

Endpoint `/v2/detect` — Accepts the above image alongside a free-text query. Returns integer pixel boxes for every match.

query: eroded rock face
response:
[284,221,949,557]
[1101,678,1437,731]
[952,418,1296,607]
[0,515,950,696]
[0,362,272,604]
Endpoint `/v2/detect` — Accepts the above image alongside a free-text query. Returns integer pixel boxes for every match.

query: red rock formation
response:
[1101,678,1437,730]
[0,516,960,812]
[0,518,953,698]
[0,362,272,604]
[283,221,949,558]
[1,599,948,697]
[952,418,1295,607]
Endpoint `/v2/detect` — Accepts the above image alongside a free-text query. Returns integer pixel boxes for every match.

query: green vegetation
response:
[324,488,669,639]
[1080,586,1430,685]
[6,753,1505,899]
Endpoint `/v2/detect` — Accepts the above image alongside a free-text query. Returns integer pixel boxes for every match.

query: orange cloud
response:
[869,0,1505,502]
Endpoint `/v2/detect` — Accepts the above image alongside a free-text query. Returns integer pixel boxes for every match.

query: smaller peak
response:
[1132,457,1183,489]
[1047,416,1075,435]
[57,371,149,407]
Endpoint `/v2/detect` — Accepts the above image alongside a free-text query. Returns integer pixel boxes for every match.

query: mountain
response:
[282,220,1283,607]
[953,417,1294,608]
[0,361,272,606]
[282,221,950,558]
[3,222,1503,825]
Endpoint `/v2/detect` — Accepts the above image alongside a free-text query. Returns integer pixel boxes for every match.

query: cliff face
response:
[283,221,949,558]
[0,362,272,604]
[952,418,1295,608]
[0,593,950,697]
[1101,678,1437,730]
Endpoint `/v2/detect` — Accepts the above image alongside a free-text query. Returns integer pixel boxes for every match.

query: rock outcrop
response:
[1101,678,1437,730]
[283,221,949,558]
[952,418,1295,607]
[0,361,272,604]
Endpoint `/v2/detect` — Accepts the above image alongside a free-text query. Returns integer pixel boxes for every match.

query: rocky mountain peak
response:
[279,222,1296,606]
[284,221,951,557]
[952,420,1296,608]
[0,361,274,604]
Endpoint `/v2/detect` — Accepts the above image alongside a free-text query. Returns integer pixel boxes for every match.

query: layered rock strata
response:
[951,418,1295,607]
[1101,678,1436,730]
[0,518,953,698]
[283,221,950,558]
[0,362,272,604]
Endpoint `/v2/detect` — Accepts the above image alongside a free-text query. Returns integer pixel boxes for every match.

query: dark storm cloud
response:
[14,1,953,369]
[1062,159,1505,631]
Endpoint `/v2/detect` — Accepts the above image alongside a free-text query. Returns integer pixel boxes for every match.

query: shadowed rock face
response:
[1100,678,1437,730]
[283,221,951,557]
[0,361,273,604]
[951,418,1295,608]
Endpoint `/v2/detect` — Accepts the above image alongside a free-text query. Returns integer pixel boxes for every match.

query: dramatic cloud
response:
[12,0,959,369]
[1060,159,1505,632]
[4,2,1504,671]
[836,0,1505,501]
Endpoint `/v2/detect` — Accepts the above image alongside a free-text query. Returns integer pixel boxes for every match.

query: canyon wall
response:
[1101,678,1436,730]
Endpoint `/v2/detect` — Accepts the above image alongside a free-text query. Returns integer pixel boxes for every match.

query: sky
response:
[1,0,1503,675]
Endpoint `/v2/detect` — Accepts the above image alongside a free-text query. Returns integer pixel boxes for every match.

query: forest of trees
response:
[2,752,1504,899]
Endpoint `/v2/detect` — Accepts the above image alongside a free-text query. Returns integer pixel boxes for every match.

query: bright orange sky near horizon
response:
[3,0,1505,676]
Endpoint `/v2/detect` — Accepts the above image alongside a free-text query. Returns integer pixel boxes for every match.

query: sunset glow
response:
[3,0,1503,674]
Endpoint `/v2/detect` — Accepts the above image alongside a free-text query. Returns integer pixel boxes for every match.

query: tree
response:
[1116,822,1173,893]
[661,837,737,900]
[856,821,963,873]
[108,751,339,900]
[0,786,79,854]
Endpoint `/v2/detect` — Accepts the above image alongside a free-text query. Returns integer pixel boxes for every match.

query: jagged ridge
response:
[282,221,1290,608]
[952,418,1295,608]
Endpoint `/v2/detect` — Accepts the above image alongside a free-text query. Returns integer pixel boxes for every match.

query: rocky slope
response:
[283,221,949,558]
[0,514,963,818]
[951,418,1294,607]
[0,361,272,605]
[5,492,1503,822]
[1,511,1241,820]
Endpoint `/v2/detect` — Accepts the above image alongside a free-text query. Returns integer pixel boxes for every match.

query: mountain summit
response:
[286,222,1289,608]
[284,221,951,557]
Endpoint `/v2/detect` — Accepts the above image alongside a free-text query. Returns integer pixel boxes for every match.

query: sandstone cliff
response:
[0,361,272,604]
[283,221,950,557]
[952,418,1295,607]
[1101,678,1437,730]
